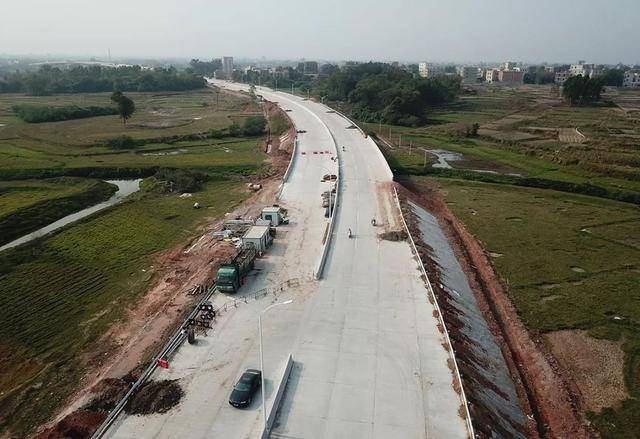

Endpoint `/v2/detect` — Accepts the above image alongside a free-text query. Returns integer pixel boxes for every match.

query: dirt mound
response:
[546,330,628,412]
[124,380,184,416]
[34,410,106,439]
[379,230,408,241]
[84,372,139,412]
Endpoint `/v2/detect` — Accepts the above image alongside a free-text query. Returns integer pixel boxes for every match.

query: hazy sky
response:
[2,0,638,64]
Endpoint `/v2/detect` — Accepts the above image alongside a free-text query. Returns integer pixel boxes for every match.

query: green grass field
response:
[0,88,266,178]
[418,176,640,438]
[0,87,274,436]
[362,85,640,196]
[0,178,117,245]
[0,179,248,435]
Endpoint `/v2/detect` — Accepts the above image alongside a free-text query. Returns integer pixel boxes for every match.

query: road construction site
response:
[102,81,471,439]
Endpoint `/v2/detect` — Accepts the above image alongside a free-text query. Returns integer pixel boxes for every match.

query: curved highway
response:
[105,81,470,439]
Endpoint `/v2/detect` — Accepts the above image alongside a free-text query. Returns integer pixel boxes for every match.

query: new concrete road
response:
[104,81,470,439]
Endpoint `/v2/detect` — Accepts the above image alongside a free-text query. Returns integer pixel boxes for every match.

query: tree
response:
[562,75,604,106]
[111,91,136,124]
[242,116,267,136]
[599,69,625,87]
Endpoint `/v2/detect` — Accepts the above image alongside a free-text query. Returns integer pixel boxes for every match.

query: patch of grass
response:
[0,179,248,436]
[0,89,263,178]
[0,178,117,245]
[422,176,640,438]
[363,85,640,195]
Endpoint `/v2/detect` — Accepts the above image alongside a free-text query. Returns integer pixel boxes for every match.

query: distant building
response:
[555,70,570,85]
[623,71,640,88]
[498,70,524,84]
[485,69,500,83]
[418,63,443,78]
[303,61,318,75]
[569,61,599,78]
[222,56,234,79]
[503,61,518,71]
[460,66,479,84]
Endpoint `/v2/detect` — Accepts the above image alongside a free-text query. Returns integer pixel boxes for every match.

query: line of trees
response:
[313,62,461,126]
[524,66,556,84]
[12,104,117,123]
[188,59,223,77]
[0,65,206,95]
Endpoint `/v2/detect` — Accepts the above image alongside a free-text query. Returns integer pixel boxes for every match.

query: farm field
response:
[0,179,248,436]
[0,88,267,178]
[0,86,277,436]
[0,177,117,245]
[363,85,640,197]
[413,176,640,438]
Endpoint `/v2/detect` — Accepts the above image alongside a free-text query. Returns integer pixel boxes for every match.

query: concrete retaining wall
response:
[262,354,294,439]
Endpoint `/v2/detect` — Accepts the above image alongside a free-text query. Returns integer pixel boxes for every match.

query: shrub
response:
[228,122,242,137]
[242,116,267,136]
[209,129,225,139]
[12,104,118,123]
[105,135,139,150]
[154,168,206,192]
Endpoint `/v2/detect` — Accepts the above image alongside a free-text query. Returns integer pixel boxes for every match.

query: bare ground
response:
[396,178,595,438]
[545,330,628,413]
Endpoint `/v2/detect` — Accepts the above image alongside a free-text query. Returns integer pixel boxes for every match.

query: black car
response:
[229,369,262,408]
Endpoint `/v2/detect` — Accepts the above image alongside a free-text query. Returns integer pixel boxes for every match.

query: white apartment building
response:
[555,70,570,85]
[418,63,443,78]
[623,71,640,88]
[570,62,599,78]
[485,69,500,83]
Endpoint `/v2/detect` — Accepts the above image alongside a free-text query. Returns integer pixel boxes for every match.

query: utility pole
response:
[307,89,310,99]
[399,134,402,148]
[275,78,278,92]
[424,149,428,168]
[409,140,412,155]
[291,84,294,94]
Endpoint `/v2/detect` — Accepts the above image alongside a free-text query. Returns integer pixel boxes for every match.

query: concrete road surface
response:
[104,81,470,439]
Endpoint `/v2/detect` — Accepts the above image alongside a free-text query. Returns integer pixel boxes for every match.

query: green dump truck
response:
[216,245,257,293]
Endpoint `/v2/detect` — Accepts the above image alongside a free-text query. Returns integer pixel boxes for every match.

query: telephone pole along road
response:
[104,81,471,439]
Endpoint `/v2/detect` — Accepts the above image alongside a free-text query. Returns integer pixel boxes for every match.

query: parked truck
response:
[216,244,257,293]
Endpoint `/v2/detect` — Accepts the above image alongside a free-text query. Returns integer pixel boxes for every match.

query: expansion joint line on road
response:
[392,187,475,438]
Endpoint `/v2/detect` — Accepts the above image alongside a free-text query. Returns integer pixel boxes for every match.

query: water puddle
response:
[408,201,527,437]
[141,149,187,156]
[429,149,464,169]
[0,179,141,252]
[427,148,522,177]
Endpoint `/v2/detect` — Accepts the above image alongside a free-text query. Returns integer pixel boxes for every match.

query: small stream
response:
[408,201,527,438]
[0,179,141,252]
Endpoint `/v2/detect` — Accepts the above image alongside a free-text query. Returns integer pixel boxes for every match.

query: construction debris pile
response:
[124,380,184,416]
